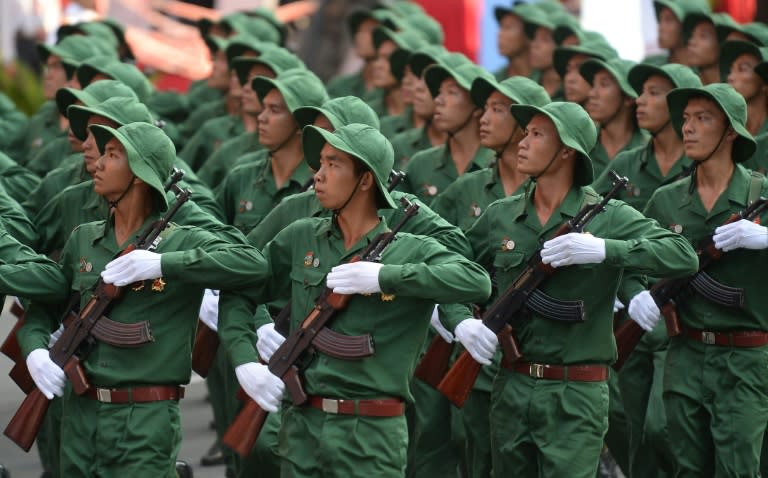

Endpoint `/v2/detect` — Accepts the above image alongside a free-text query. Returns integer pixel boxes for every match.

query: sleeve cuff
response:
[603,239,629,267]
[378,264,403,294]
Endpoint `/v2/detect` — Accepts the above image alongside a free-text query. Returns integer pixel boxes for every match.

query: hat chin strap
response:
[530,146,564,183]
[688,127,729,194]
[332,173,365,225]
[494,124,520,162]
[108,174,137,211]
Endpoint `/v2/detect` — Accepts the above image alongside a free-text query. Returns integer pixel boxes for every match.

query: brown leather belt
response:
[503,361,608,382]
[685,327,768,348]
[84,385,185,404]
[307,396,405,417]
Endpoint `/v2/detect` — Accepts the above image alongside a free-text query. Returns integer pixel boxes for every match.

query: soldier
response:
[492,2,540,81]
[683,11,732,85]
[642,83,768,476]
[645,0,711,66]
[452,101,697,476]
[719,40,768,140]
[552,36,617,108]
[220,123,491,478]
[17,122,268,477]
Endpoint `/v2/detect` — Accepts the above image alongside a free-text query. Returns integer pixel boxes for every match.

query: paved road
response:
[0,298,229,478]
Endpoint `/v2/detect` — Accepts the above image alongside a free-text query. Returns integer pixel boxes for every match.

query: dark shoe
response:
[176,460,193,478]
[0,464,9,478]
[200,439,226,467]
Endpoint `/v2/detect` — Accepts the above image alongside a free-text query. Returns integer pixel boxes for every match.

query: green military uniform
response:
[644,0,711,66]
[591,62,703,478]
[0,92,29,162]
[179,115,244,171]
[458,102,698,477]
[0,151,40,205]
[18,122,267,478]
[196,131,262,189]
[0,182,37,247]
[219,124,491,478]
[643,84,768,477]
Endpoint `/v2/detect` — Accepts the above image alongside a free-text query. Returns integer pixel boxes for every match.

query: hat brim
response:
[580,59,637,98]
[719,40,763,82]
[294,105,343,129]
[55,87,97,117]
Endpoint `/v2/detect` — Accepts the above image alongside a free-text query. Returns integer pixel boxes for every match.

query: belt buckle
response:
[321,398,339,414]
[529,363,545,379]
[701,331,716,345]
[97,388,112,403]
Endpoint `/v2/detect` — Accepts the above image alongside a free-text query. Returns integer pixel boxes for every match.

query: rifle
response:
[4,184,192,452]
[435,171,628,407]
[613,196,768,370]
[223,196,420,457]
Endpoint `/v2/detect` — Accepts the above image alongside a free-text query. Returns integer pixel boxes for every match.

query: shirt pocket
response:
[289,266,327,317]
[491,251,527,290]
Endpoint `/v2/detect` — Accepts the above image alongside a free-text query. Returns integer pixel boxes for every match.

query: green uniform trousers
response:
[59,387,181,477]
[279,405,408,478]
[664,337,768,477]
[462,389,492,478]
[604,369,630,474]
[490,368,609,478]
[207,346,240,477]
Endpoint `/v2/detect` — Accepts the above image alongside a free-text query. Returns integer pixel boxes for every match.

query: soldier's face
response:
[43,55,68,100]
[479,91,516,151]
[312,113,334,132]
[563,54,592,104]
[657,7,682,49]
[207,50,230,90]
[401,66,417,105]
[93,137,133,199]
[636,75,674,132]
[83,115,120,175]
[587,70,629,123]
[517,114,563,177]
[241,64,275,114]
[681,97,734,161]
[727,53,765,101]
[257,89,299,149]
[433,78,476,133]
[313,144,363,210]
[411,73,435,119]
[229,70,242,98]
[497,14,527,58]
[530,27,555,70]
[354,19,379,60]
[687,22,719,68]
[372,40,398,89]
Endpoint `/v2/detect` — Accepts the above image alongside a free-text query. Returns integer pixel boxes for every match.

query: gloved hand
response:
[628,290,661,332]
[430,305,454,343]
[256,323,285,362]
[326,261,383,294]
[235,362,284,413]
[540,232,606,268]
[613,298,625,314]
[454,319,498,365]
[27,349,65,399]
[713,219,768,252]
[101,250,162,286]
[48,324,64,348]
[198,289,219,332]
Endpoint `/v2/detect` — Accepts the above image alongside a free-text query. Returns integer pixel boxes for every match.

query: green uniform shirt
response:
[390,125,434,171]
[197,130,262,189]
[178,114,244,171]
[216,150,313,234]
[363,88,387,117]
[326,71,367,99]
[26,135,70,177]
[464,185,698,364]
[178,98,226,143]
[186,80,224,110]
[380,105,415,140]
[590,129,648,179]
[401,144,495,204]
[0,182,37,247]
[591,140,694,211]
[0,221,67,302]
[22,101,63,167]
[220,216,491,401]
[643,165,768,331]
[23,152,85,218]
[19,214,268,387]
[0,151,41,205]
[0,92,29,162]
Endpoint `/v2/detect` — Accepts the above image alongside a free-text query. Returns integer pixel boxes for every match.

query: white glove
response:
[430,305,454,343]
[454,319,498,365]
[235,362,284,413]
[256,323,285,362]
[48,324,64,348]
[613,298,625,314]
[101,250,163,286]
[628,290,661,332]
[26,348,65,399]
[326,261,383,294]
[713,219,768,252]
[198,289,219,332]
[540,232,606,268]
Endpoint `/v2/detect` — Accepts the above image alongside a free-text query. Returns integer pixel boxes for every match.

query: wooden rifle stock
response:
[191,320,219,377]
[1,311,24,363]
[413,334,454,388]
[4,388,48,451]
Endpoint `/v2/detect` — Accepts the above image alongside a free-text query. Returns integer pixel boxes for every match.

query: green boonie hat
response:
[245,7,288,45]
[233,48,305,86]
[77,60,154,102]
[719,40,768,82]
[407,45,451,78]
[98,18,133,59]
[524,10,577,40]
[145,91,188,124]
[494,2,541,26]
[373,27,427,80]
[57,22,119,49]
[667,83,756,161]
[510,102,598,185]
[653,0,710,22]
[229,16,283,45]
[628,63,702,97]
[377,0,425,16]
[225,34,273,64]
[294,96,381,130]
[403,14,444,45]
[37,35,111,73]
[56,80,137,117]
[62,53,113,81]
[252,69,329,114]
[717,21,768,46]
[682,12,735,43]
[347,8,401,37]
[579,58,638,99]
[68,96,154,141]
[424,62,493,99]
[303,123,397,209]
[470,75,550,109]
[90,122,175,210]
[553,38,618,78]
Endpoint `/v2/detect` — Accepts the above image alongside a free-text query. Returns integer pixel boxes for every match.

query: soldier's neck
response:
[427,120,447,146]
[498,149,526,196]
[539,67,561,98]
[111,188,154,246]
[270,136,303,189]
[532,168,574,227]
[242,111,259,133]
[746,94,768,136]
[448,122,481,175]
[506,48,531,78]
[697,64,720,85]
[652,123,684,176]
[336,198,381,250]
[599,110,634,160]
[695,155,734,212]
[384,86,406,117]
